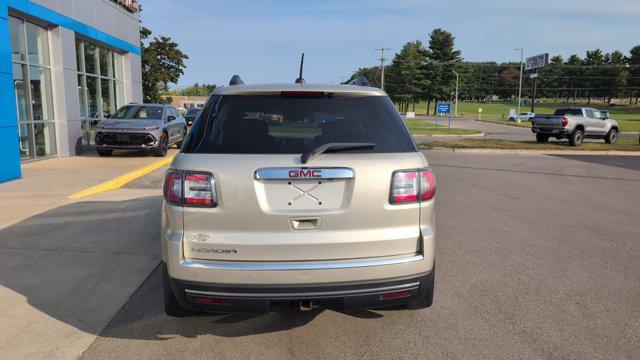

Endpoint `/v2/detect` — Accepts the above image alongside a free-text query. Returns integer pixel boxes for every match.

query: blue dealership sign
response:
[437,103,451,114]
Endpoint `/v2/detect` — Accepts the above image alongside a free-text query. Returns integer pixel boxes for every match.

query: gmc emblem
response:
[288,169,322,178]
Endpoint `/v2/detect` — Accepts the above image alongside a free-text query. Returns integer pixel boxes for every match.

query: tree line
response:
[347,29,640,113]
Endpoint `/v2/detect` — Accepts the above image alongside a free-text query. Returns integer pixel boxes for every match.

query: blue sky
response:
[140,0,640,88]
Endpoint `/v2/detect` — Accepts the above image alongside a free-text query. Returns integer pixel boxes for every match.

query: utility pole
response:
[376,47,391,90]
[453,70,459,117]
[514,48,524,117]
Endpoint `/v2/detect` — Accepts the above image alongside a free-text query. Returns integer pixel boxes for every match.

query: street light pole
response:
[515,48,524,117]
[453,71,459,117]
[376,47,391,90]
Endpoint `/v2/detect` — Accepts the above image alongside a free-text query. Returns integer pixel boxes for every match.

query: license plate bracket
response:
[116,134,129,142]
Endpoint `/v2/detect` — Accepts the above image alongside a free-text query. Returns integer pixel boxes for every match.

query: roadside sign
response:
[478,108,483,113]
[525,53,549,71]
[435,102,452,131]
[530,73,539,79]
[437,103,451,114]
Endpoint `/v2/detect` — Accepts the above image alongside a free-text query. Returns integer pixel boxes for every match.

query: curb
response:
[68,155,175,199]
[430,132,485,138]
[423,148,640,156]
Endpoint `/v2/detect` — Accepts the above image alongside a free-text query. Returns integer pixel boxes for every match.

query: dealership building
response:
[0,0,142,182]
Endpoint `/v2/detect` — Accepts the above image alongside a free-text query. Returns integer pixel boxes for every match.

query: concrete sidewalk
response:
[0,188,162,359]
[0,150,177,230]
[0,151,175,359]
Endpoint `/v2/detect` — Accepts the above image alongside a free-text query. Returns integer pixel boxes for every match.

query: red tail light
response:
[562,117,569,126]
[163,170,217,207]
[420,169,436,200]
[163,171,183,205]
[390,168,436,204]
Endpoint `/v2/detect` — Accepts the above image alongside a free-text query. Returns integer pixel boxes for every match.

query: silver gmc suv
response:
[161,78,436,316]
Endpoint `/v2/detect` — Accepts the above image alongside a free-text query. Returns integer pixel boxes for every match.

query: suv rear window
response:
[553,108,583,116]
[184,95,416,154]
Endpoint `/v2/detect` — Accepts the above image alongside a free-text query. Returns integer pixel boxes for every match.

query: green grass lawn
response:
[420,137,640,152]
[404,119,482,135]
[404,101,640,132]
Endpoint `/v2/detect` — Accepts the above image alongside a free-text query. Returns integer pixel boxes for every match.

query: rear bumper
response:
[532,127,569,135]
[164,262,433,314]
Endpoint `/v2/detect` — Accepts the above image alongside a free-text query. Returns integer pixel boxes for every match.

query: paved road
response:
[81,151,640,360]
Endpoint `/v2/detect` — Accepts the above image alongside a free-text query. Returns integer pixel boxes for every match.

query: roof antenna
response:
[295,53,305,84]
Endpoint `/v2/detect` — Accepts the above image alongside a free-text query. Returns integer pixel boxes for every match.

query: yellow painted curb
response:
[69,155,175,199]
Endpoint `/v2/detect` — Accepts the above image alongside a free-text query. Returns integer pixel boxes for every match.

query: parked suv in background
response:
[183,107,202,126]
[161,80,436,316]
[95,104,188,157]
[532,107,619,146]
[508,112,535,122]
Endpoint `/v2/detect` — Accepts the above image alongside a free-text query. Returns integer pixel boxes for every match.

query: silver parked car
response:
[532,107,619,146]
[161,78,436,316]
[95,104,188,157]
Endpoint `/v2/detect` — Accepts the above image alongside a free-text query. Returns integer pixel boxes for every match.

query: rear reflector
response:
[380,291,410,300]
[195,297,229,304]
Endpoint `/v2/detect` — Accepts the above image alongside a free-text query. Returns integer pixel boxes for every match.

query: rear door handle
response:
[290,217,321,231]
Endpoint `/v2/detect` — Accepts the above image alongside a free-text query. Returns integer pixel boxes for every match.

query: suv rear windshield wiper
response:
[300,143,376,164]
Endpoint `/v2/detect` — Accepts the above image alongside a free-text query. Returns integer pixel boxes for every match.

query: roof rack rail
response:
[229,75,245,86]
[348,76,371,87]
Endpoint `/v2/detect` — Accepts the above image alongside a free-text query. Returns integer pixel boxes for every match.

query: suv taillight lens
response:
[163,170,217,207]
[562,117,569,126]
[163,171,183,205]
[419,169,436,200]
[390,168,436,204]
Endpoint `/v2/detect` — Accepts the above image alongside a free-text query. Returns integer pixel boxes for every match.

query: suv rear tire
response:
[569,129,584,147]
[605,129,618,144]
[96,148,113,156]
[154,132,168,157]
[163,266,194,317]
[536,134,549,143]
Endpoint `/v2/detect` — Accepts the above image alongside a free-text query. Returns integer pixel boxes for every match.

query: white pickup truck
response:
[532,107,619,146]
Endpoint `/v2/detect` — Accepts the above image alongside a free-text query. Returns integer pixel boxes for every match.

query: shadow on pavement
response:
[0,196,161,339]
[79,148,154,158]
[548,154,640,171]
[0,193,383,345]
[96,265,386,341]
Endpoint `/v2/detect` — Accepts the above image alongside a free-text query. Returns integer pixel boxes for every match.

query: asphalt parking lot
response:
[78,151,640,360]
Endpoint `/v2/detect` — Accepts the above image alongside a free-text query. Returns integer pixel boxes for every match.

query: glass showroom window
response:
[76,39,125,147]
[10,16,56,161]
